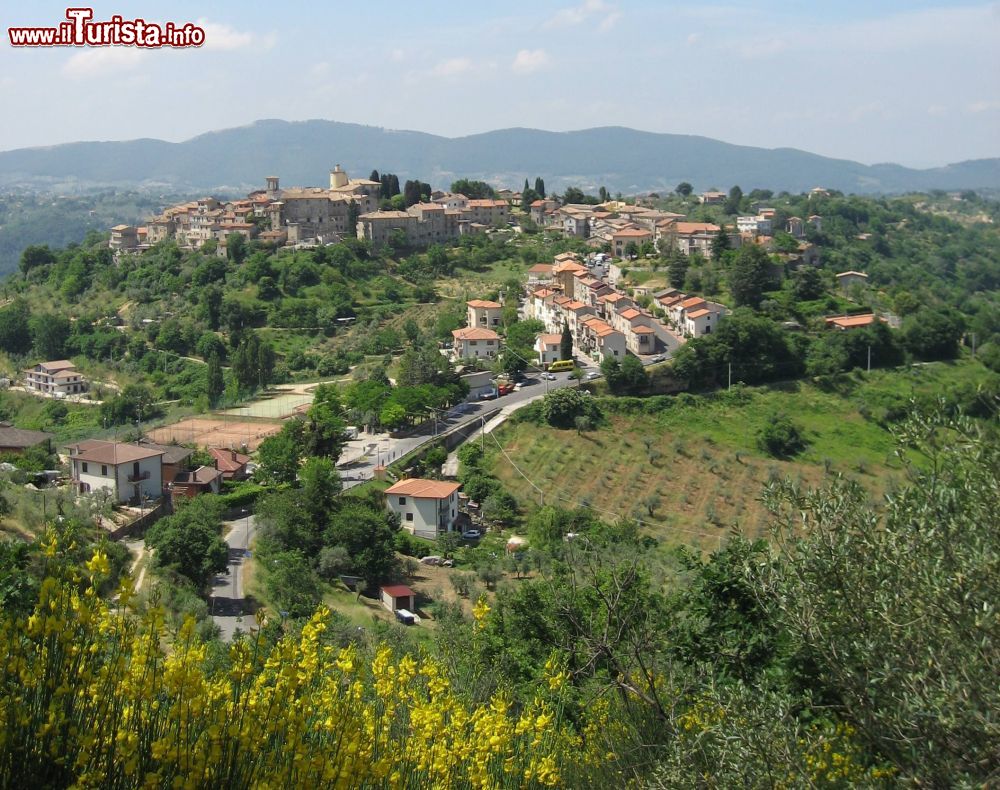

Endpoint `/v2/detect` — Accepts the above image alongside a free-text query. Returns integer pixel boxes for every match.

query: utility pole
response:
[481,415,486,452]
[971,332,977,358]
[728,362,732,390]
[867,345,871,373]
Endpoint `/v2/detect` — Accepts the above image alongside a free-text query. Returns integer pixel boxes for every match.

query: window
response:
[398,497,406,505]
[101,465,108,476]
[405,513,413,522]
[82,462,88,473]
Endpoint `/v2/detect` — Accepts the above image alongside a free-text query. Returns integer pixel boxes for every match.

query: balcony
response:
[127,470,150,482]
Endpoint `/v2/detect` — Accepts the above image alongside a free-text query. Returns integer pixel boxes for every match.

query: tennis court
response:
[148,417,282,451]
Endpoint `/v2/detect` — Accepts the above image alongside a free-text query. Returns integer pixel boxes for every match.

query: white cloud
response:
[544,0,620,31]
[430,57,473,78]
[968,99,1000,113]
[390,48,405,62]
[62,47,144,79]
[598,11,622,31]
[512,49,550,74]
[195,19,274,51]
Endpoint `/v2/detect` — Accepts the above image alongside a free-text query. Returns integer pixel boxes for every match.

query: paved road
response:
[210,513,258,641]
[338,371,582,488]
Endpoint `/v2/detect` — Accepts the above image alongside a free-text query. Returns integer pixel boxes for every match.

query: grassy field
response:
[485,360,996,553]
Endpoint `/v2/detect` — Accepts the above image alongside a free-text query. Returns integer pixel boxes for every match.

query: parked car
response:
[542,372,557,380]
[650,354,666,363]
[513,382,524,391]
[420,555,444,566]
[479,391,496,400]
[584,371,601,380]
[462,529,482,540]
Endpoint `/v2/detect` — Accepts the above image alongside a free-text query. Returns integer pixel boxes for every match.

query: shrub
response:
[757,415,807,458]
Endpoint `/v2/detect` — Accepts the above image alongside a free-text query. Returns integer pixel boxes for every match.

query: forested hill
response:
[1,119,998,195]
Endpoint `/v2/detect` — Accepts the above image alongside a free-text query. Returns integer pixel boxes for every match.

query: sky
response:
[1,0,998,167]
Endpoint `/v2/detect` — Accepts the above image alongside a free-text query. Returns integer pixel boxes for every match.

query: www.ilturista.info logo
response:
[9,8,205,48]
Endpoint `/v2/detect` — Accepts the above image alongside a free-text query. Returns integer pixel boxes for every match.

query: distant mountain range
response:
[1,119,997,196]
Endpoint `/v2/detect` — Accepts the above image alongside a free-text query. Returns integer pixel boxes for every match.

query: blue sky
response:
[1,1,997,167]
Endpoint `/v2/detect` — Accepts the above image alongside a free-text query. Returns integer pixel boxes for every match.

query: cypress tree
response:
[534,177,546,199]
[560,321,573,361]
[206,353,224,408]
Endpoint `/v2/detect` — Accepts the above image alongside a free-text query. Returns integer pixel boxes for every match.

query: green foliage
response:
[0,299,32,355]
[255,421,302,484]
[602,355,649,395]
[100,384,159,427]
[145,497,228,591]
[559,322,573,361]
[757,414,807,458]
[450,179,495,199]
[761,409,999,785]
[540,388,602,429]
[728,244,775,308]
[901,307,965,361]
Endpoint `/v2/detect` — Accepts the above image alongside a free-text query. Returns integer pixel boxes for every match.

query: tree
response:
[30,314,72,360]
[100,384,157,426]
[760,410,999,785]
[534,177,546,199]
[724,185,743,215]
[541,388,600,429]
[757,414,806,457]
[256,422,302,484]
[599,186,610,203]
[145,497,228,591]
[901,308,965,361]
[301,384,346,461]
[728,245,774,309]
[667,249,689,289]
[710,227,731,260]
[347,199,360,233]
[619,355,649,394]
[369,169,380,183]
[0,299,32,355]
[559,321,573,361]
[450,179,495,199]
[326,503,397,584]
[675,182,693,197]
[19,245,55,275]
[206,353,224,408]
[790,266,826,301]
[498,349,527,380]
[226,233,247,264]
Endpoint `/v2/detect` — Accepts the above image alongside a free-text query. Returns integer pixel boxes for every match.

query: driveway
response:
[210,512,258,641]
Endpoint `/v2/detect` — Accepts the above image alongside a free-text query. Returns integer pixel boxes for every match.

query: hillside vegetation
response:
[486,361,998,551]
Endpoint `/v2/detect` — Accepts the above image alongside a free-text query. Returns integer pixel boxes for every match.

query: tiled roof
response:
[380,584,415,598]
[686,309,711,319]
[384,478,461,499]
[452,327,500,341]
[466,300,502,309]
[67,441,163,465]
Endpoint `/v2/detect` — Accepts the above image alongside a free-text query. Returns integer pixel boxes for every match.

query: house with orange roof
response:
[530,199,560,225]
[577,316,627,362]
[699,191,727,205]
[535,333,565,367]
[526,263,554,286]
[467,299,503,329]
[663,292,728,337]
[452,327,500,360]
[24,360,87,398]
[658,221,741,259]
[611,227,653,258]
[385,478,461,539]
[824,313,885,331]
